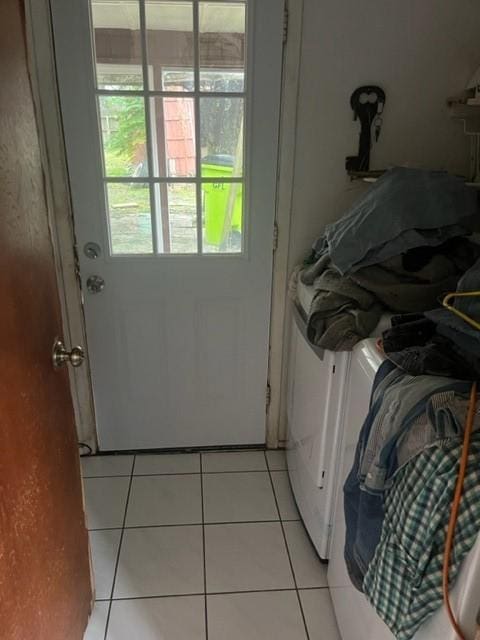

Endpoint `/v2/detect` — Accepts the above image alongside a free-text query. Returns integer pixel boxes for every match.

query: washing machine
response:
[328,338,480,640]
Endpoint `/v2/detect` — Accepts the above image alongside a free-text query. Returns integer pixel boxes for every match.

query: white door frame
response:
[25,0,303,451]
[266,0,304,447]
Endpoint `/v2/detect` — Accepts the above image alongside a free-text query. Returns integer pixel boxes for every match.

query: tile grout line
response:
[102,585,329,603]
[87,516,301,533]
[102,454,136,640]
[87,509,300,533]
[84,469,274,479]
[83,474,133,479]
[264,451,311,640]
[201,469,268,475]
[200,453,209,640]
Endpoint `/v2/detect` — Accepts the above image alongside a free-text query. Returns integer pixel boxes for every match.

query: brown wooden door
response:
[0,1,93,639]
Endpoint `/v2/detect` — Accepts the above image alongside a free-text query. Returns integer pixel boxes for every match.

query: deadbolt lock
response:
[84,242,101,260]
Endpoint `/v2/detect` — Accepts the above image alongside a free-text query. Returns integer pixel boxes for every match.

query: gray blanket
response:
[301,238,480,351]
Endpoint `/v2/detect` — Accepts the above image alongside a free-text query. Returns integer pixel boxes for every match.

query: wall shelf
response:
[347,170,385,182]
[348,168,478,187]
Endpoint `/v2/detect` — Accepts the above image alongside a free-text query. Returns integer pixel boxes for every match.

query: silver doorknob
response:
[52,338,85,368]
[86,275,105,294]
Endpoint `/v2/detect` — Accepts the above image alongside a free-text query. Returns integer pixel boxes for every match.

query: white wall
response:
[288,0,480,270]
[275,0,480,443]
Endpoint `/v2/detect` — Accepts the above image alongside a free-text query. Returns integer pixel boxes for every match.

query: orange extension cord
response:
[442,381,477,640]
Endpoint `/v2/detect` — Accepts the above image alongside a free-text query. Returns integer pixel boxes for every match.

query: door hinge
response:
[319,469,326,489]
[283,6,289,43]
[273,221,279,252]
[266,383,272,410]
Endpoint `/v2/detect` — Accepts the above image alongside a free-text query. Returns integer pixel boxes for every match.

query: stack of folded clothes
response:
[297,167,480,350]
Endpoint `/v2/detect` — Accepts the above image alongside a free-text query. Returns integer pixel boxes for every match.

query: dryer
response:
[286,303,350,558]
[286,283,390,559]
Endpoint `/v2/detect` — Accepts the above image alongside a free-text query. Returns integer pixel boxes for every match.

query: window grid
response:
[139,0,159,253]
[104,176,244,184]
[96,90,246,98]
[193,0,203,253]
[93,0,247,256]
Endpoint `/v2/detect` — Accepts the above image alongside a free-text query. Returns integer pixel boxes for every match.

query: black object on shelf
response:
[346,86,386,173]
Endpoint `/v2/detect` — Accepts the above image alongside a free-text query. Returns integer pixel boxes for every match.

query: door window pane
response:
[199,2,246,92]
[145,1,194,91]
[106,182,153,254]
[91,0,248,257]
[202,182,242,253]
[150,97,196,177]
[99,96,148,177]
[91,0,143,89]
[155,183,197,253]
[200,98,244,177]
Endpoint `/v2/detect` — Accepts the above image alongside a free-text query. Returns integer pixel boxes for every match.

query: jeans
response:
[343,360,395,590]
[343,360,472,591]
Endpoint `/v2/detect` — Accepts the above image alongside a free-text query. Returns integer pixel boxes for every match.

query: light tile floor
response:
[82,450,340,640]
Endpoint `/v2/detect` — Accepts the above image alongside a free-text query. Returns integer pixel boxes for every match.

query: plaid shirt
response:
[363,435,480,640]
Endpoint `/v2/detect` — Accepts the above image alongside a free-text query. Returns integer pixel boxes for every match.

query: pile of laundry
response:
[297,167,480,350]
[344,261,480,640]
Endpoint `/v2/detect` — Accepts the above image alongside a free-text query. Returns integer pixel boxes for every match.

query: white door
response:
[50,0,284,450]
